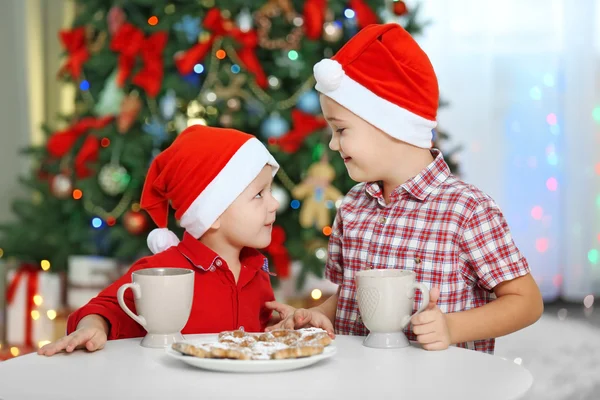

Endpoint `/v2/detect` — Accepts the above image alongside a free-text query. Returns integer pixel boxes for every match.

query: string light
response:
[287,50,299,61]
[193,64,204,74]
[73,189,83,200]
[546,113,557,125]
[588,249,599,264]
[101,138,110,147]
[31,310,40,320]
[10,347,19,357]
[106,217,117,226]
[529,86,541,100]
[557,308,568,320]
[311,289,322,300]
[531,206,543,220]
[79,80,90,91]
[40,260,51,271]
[47,310,57,320]
[231,64,241,74]
[546,177,558,191]
[322,226,333,236]
[593,106,600,123]
[33,294,43,306]
[535,238,549,253]
[148,16,159,26]
[583,295,594,308]
[216,49,226,59]
[344,9,356,18]
[290,200,300,209]
[315,248,327,260]
[92,217,103,228]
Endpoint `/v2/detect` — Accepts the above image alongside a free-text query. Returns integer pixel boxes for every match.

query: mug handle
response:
[117,283,147,328]
[402,283,430,328]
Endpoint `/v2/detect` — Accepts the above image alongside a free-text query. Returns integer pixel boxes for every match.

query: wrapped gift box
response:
[6,264,62,348]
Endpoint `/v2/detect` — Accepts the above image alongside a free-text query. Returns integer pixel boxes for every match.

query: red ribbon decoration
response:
[46,116,114,178]
[5,264,40,348]
[303,0,327,40]
[265,226,291,278]
[174,9,268,88]
[110,23,168,98]
[270,109,328,153]
[58,27,90,80]
[348,0,379,29]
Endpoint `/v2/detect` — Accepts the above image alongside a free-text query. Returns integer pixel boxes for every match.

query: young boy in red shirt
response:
[40,125,280,356]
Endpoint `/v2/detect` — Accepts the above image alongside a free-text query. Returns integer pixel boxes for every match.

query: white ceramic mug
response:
[356,269,430,348]
[117,268,194,348]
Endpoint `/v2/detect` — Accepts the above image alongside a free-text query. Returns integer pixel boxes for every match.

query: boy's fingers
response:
[293,309,312,327]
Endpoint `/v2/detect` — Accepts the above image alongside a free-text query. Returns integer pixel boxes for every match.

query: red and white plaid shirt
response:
[326,150,530,353]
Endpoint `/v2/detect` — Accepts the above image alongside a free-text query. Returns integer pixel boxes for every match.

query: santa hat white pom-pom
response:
[147,228,180,254]
[313,59,344,92]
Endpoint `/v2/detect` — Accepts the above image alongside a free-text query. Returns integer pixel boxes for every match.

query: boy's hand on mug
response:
[265,302,335,338]
[411,287,451,351]
[38,314,108,356]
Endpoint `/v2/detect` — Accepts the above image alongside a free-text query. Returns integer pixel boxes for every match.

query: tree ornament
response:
[322,21,343,43]
[94,70,125,116]
[98,164,130,196]
[260,112,290,139]
[292,159,343,229]
[392,1,408,16]
[117,92,142,133]
[123,210,148,235]
[50,174,73,199]
[255,0,304,50]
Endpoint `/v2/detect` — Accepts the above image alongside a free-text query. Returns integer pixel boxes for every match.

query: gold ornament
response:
[292,160,343,229]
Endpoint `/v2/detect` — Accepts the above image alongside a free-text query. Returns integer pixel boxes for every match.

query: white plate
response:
[165,340,337,373]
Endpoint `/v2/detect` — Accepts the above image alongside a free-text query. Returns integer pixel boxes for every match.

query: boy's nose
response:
[329,134,340,151]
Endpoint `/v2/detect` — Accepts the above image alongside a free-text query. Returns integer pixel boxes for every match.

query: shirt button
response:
[379,216,387,224]
[414,257,422,265]
[215,259,223,267]
[209,266,216,272]
[369,265,375,270]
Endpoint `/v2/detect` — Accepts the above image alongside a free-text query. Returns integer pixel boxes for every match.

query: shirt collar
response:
[365,149,451,202]
[177,232,267,272]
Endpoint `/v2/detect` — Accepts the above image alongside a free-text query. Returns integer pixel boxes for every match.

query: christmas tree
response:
[0,0,459,289]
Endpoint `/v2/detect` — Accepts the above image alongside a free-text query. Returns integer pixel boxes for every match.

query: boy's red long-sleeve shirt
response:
[67,233,275,339]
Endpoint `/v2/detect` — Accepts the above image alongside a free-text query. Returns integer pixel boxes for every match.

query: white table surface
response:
[0,334,532,400]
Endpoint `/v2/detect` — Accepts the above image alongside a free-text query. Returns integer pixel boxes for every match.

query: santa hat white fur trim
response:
[314,59,437,149]
[146,138,278,254]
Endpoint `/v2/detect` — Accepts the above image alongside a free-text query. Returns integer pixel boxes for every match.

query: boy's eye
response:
[336,128,345,134]
[255,191,263,199]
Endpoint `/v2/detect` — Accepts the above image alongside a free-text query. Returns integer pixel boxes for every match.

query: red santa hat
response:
[141,125,279,254]
[313,23,439,148]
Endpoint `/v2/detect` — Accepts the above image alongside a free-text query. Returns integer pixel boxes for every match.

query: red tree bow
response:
[303,0,327,40]
[174,8,267,88]
[58,27,90,80]
[5,263,39,348]
[110,23,168,97]
[265,226,291,278]
[46,116,114,178]
[271,109,328,153]
[348,0,379,29]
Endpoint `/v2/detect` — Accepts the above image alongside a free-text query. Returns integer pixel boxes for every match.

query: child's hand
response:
[265,302,335,338]
[38,314,108,356]
[411,287,451,351]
